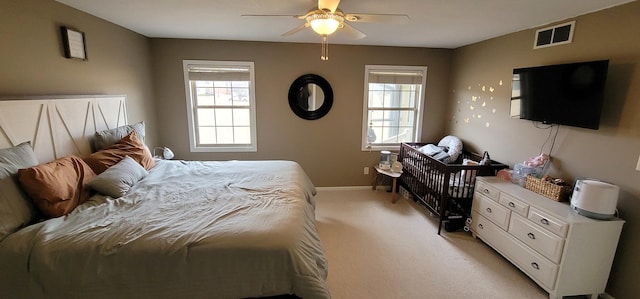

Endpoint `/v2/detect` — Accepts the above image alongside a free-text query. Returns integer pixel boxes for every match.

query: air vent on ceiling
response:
[533,21,575,49]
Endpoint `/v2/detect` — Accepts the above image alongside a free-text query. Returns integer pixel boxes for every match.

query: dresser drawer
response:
[499,192,529,217]
[471,211,559,290]
[528,207,569,238]
[505,231,559,290]
[473,194,511,230]
[509,214,565,264]
[470,211,507,247]
[475,180,500,201]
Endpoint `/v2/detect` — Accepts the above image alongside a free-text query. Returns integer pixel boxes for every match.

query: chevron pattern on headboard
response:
[0,95,127,163]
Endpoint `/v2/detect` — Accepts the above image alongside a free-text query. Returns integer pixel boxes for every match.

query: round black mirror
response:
[288,74,333,120]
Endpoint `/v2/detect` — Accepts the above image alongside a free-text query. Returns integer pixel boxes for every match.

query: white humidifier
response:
[570,178,619,220]
[379,150,391,170]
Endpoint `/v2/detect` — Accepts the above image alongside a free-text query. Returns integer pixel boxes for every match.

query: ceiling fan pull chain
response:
[321,35,329,61]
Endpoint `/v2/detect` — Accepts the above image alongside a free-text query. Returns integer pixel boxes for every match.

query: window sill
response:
[362,145,401,152]
[190,145,257,153]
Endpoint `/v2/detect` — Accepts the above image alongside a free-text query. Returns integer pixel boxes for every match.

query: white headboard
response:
[0,95,127,163]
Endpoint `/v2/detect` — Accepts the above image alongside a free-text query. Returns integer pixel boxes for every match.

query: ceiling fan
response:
[242,0,410,60]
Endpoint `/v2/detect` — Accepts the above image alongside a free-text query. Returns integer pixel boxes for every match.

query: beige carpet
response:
[314,189,550,299]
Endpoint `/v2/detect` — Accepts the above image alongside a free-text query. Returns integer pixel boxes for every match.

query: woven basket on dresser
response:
[524,175,572,202]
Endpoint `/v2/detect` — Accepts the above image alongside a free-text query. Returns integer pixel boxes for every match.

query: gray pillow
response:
[0,141,39,166]
[93,121,145,152]
[88,156,148,198]
[0,142,40,241]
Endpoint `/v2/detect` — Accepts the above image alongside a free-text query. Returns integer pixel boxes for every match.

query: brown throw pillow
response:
[17,156,96,218]
[84,131,155,174]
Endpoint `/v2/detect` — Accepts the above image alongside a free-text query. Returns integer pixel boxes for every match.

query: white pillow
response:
[88,156,148,198]
[437,135,463,162]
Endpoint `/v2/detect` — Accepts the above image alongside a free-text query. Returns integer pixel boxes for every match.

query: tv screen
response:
[510,60,609,129]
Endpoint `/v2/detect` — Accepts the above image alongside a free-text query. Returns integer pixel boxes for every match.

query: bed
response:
[399,140,508,234]
[0,96,329,299]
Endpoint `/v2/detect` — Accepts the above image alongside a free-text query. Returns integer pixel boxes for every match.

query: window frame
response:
[183,60,257,153]
[361,65,427,151]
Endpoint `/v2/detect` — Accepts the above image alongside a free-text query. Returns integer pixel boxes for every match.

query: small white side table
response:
[372,165,403,203]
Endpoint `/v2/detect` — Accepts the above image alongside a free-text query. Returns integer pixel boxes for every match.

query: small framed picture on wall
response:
[61,26,87,60]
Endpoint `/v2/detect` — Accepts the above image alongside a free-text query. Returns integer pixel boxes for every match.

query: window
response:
[183,60,257,152]
[362,65,427,151]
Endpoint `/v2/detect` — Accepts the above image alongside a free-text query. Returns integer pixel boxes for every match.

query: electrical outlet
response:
[636,155,640,171]
[364,167,369,175]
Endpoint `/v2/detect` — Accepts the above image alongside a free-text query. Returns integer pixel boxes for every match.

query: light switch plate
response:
[636,155,640,171]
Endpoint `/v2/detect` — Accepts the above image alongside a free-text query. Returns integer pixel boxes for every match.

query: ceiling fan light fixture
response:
[307,13,344,35]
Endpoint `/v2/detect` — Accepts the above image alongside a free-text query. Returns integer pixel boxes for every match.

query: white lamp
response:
[308,14,342,35]
[153,147,174,160]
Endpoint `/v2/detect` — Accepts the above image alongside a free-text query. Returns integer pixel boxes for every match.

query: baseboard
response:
[316,186,372,191]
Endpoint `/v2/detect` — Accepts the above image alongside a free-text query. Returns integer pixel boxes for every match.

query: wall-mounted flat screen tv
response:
[510,60,609,130]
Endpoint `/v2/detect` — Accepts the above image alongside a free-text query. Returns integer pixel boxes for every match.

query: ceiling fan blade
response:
[345,13,410,24]
[340,23,366,40]
[318,0,340,13]
[282,23,309,36]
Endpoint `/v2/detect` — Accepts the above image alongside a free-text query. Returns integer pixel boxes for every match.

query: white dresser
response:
[470,177,624,299]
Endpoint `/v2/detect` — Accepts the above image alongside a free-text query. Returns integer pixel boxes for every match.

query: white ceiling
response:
[56,0,634,49]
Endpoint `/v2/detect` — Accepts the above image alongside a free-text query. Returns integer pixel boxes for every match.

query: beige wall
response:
[3,0,638,297]
[448,2,640,297]
[151,39,451,186]
[0,0,157,147]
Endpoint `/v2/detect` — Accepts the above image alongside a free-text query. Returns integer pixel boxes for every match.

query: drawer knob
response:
[531,262,539,270]
[483,189,490,194]
[508,202,515,208]
[540,218,549,225]
[527,232,536,240]
[486,207,492,213]
[478,224,484,229]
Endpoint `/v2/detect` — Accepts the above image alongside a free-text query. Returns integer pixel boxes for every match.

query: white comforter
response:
[0,160,329,299]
